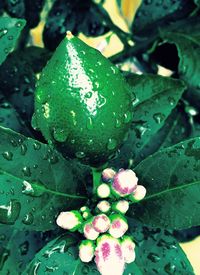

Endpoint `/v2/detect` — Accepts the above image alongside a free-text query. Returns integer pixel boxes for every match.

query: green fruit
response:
[33,32,132,166]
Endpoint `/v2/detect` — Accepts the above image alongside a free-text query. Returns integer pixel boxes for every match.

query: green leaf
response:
[131,0,194,39]
[129,219,194,274]
[110,74,185,168]
[128,137,200,229]
[0,225,57,274]
[0,127,89,231]
[0,17,26,66]
[23,233,142,275]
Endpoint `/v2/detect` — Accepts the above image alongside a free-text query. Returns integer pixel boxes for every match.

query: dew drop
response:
[75,151,85,159]
[31,114,39,130]
[0,200,21,224]
[0,248,9,270]
[124,112,132,123]
[2,151,13,161]
[153,113,165,124]
[20,144,27,155]
[33,142,41,150]
[86,117,93,130]
[164,263,176,274]
[147,252,160,262]
[15,21,23,28]
[22,166,31,177]
[82,265,90,274]
[115,119,121,128]
[22,212,34,225]
[0,28,8,38]
[107,138,117,150]
[19,241,29,255]
[53,128,68,142]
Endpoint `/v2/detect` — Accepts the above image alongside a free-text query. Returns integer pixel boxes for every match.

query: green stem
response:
[92,167,102,195]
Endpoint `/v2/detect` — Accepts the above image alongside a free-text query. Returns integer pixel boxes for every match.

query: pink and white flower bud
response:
[92,214,111,233]
[121,236,136,263]
[112,169,138,197]
[97,183,111,198]
[83,221,99,240]
[102,168,116,183]
[109,214,128,238]
[112,200,129,214]
[79,240,95,263]
[97,200,111,213]
[129,185,146,202]
[95,235,125,275]
[56,210,82,231]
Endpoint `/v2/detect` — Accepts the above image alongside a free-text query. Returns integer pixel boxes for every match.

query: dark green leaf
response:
[43,0,109,51]
[23,233,142,275]
[4,0,44,28]
[110,74,185,168]
[0,17,26,65]
[131,0,195,40]
[0,225,58,274]
[128,137,200,229]
[129,219,194,274]
[0,127,90,231]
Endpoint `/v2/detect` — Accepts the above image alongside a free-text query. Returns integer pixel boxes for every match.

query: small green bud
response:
[112,200,129,214]
[97,183,111,198]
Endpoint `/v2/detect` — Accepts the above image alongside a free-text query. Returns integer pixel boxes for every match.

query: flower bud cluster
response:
[56,167,146,275]
[99,168,146,202]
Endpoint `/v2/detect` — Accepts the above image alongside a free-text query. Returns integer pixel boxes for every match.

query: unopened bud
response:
[79,240,95,263]
[109,214,128,238]
[95,234,125,275]
[121,236,136,263]
[112,169,138,197]
[97,200,111,213]
[83,220,99,240]
[112,200,129,214]
[129,185,146,202]
[92,214,111,233]
[102,168,116,183]
[56,210,83,231]
[97,183,111,198]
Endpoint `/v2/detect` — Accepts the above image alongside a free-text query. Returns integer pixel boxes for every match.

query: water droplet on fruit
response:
[53,128,68,142]
[107,138,117,150]
[124,112,132,123]
[86,117,93,130]
[115,119,121,128]
[2,151,13,161]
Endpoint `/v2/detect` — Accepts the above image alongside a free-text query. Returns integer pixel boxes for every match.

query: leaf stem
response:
[92,167,102,194]
[0,169,87,200]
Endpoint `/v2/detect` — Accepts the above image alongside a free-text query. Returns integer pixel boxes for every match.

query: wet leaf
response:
[129,219,194,274]
[110,74,185,168]
[128,137,200,229]
[0,127,90,231]
[43,0,109,51]
[131,0,195,40]
[0,225,58,274]
[23,233,142,275]
[0,17,26,65]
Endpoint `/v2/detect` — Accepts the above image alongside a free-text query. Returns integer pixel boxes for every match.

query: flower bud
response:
[56,210,82,231]
[95,234,125,275]
[80,206,90,212]
[102,168,116,183]
[79,240,95,263]
[83,220,99,240]
[121,236,136,263]
[97,200,111,213]
[129,185,146,202]
[112,169,138,197]
[112,200,129,214]
[92,214,111,233]
[109,214,128,238]
[97,183,111,198]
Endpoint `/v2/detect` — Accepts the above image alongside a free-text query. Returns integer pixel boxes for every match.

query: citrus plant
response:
[0,0,200,274]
